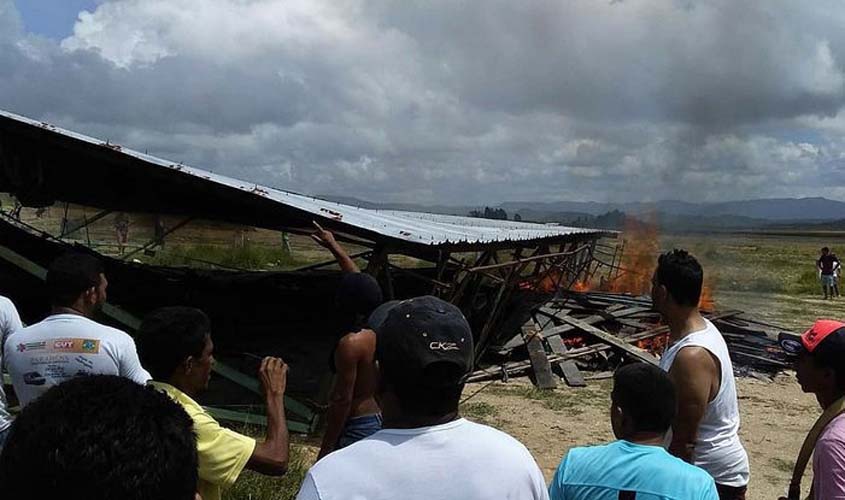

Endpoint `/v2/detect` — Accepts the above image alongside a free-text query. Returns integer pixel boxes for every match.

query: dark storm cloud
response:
[0,0,844,205]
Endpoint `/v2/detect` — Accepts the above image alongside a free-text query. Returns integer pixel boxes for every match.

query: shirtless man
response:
[312,222,384,459]
[652,250,749,500]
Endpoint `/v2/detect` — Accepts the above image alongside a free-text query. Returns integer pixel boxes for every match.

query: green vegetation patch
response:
[140,243,305,271]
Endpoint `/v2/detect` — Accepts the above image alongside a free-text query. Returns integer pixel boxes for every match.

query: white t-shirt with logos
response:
[0,295,24,432]
[296,418,550,500]
[4,314,150,407]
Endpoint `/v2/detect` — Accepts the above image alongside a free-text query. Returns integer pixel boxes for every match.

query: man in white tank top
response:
[651,250,750,499]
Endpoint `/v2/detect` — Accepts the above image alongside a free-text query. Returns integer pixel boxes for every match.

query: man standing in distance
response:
[137,306,290,500]
[652,250,749,499]
[817,247,841,299]
[296,296,549,500]
[5,253,150,407]
[311,222,384,458]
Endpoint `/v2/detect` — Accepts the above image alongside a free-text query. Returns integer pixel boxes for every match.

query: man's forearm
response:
[668,434,695,463]
[254,392,289,475]
[328,242,360,273]
[318,401,352,459]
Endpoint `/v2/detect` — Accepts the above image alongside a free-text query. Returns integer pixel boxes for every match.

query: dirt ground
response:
[458,373,819,500]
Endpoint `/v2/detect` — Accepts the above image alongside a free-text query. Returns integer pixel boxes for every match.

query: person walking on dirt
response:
[778,320,845,499]
[311,221,384,459]
[817,247,840,299]
[549,363,718,500]
[652,249,749,499]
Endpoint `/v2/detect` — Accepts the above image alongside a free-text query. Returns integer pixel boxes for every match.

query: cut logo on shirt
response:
[17,338,100,354]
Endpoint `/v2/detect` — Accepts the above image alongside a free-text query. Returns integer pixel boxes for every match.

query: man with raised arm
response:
[311,221,384,458]
[651,250,749,499]
[296,296,549,500]
[137,306,290,500]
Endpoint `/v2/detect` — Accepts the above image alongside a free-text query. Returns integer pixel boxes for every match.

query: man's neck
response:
[382,411,460,430]
[51,305,89,318]
[167,377,200,399]
[817,389,845,410]
[623,431,666,447]
[665,307,706,343]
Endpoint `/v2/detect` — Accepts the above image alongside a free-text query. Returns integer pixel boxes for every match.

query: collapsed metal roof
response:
[0,109,612,253]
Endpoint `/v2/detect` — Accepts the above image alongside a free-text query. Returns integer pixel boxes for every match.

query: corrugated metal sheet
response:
[0,109,611,248]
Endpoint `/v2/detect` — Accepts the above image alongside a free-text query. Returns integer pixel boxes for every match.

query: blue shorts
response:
[822,274,836,287]
[337,413,382,449]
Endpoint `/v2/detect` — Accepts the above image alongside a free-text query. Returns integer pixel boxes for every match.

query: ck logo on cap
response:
[430,341,460,351]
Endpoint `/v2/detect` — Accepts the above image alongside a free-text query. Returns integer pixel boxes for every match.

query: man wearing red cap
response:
[779,320,845,499]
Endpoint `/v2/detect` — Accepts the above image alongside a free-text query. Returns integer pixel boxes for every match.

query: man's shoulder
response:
[459,419,535,455]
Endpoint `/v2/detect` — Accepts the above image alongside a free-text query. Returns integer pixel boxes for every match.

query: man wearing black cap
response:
[311,222,384,459]
[779,320,845,499]
[295,295,549,500]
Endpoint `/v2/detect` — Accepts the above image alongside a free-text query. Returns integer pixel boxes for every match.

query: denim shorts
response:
[822,274,836,287]
[337,413,383,449]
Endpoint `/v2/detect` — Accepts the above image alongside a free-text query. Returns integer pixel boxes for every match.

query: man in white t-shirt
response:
[4,253,150,407]
[0,295,23,451]
[296,295,549,500]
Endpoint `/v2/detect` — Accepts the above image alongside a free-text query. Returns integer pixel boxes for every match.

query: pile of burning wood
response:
[468,290,794,388]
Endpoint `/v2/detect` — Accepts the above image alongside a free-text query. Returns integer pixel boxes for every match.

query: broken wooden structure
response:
[469,290,795,389]
[0,109,618,432]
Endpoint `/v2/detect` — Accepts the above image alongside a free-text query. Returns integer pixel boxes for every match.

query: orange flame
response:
[698,281,715,311]
[607,214,659,295]
[572,280,590,292]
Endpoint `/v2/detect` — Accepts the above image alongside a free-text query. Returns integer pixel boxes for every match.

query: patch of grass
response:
[486,383,610,416]
[461,401,499,423]
[140,242,305,271]
[224,444,311,500]
[768,457,795,474]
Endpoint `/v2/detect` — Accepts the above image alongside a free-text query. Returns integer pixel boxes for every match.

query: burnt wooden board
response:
[522,323,558,389]
[559,315,660,366]
[546,333,587,387]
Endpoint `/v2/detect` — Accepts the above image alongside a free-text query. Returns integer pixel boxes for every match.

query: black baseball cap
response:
[373,295,474,387]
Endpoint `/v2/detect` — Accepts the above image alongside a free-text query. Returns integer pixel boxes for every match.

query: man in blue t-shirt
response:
[549,363,718,500]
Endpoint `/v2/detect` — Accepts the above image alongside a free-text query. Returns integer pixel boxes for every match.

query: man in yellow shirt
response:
[137,306,290,500]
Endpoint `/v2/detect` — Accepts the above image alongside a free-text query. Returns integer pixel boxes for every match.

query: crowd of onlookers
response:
[0,230,843,500]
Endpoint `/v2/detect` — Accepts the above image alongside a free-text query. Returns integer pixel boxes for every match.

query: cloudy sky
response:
[4,0,845,205]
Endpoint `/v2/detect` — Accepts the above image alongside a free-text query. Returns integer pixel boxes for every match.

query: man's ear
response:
[183,356,195,375]
[82,286,97,305]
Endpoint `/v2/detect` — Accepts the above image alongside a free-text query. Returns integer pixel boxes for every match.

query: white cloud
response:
[1,0,845,205]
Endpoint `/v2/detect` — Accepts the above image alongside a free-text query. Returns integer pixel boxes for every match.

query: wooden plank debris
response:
[546,333,587,387]
[470,291,793,387]
[522,323,557,389]
[558,315,660,366]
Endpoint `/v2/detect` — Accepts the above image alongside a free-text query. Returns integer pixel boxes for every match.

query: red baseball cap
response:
[780,319,845,355]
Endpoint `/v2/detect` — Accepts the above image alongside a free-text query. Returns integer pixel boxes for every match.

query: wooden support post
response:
[522,322,557,389]
[121,217,193,260]
[60,208,113,238]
